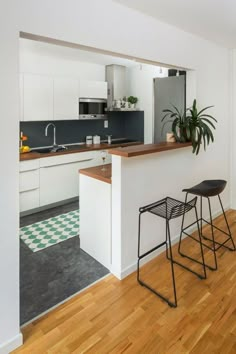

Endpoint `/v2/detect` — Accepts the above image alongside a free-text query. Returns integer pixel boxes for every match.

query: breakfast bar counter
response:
[109,141,191,157]
[79,164,111,184]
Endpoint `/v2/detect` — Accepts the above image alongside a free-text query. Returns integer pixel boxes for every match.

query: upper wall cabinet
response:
[80,80,107,99]
[20,74,107,121]
[23,74,54,121]
[54,77,79,120]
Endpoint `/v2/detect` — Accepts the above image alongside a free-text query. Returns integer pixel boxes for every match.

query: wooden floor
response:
[13,210,236,354]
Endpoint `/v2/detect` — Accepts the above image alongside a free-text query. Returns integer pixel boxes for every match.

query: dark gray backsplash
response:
[20,111,144,148]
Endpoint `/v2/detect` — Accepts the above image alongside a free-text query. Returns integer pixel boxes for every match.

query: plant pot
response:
[166,133,176,143]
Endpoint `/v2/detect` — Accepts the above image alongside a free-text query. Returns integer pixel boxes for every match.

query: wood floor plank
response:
[13,210,236,354]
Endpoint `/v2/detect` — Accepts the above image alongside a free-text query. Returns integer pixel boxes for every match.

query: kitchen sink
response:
[33,146,67,154]
[66,144,87,150]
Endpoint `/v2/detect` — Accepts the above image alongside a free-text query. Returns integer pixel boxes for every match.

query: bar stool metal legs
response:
[173,193,207,279]
[137,196,206,308]
[137,210,177,308]
[179,179,236,272]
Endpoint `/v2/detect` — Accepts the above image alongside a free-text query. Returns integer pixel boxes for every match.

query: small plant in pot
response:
[161,99,217,155]
[128,96,138,109]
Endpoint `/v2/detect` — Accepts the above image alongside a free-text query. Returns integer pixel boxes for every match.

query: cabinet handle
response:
[41,158,93,168]
[20,187,39,193]
[20,168,39,173]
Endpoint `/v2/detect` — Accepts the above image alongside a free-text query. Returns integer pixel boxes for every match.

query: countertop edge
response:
[109,142,192,157]
[79,164,112,184]
[20,142,143,161]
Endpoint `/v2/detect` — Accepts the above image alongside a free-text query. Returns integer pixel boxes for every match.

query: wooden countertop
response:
[20,141,142,161]
[109,141,192,157]
[79,164,112,184]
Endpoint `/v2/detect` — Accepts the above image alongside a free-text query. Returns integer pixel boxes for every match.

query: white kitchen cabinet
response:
[20,159,40,212]
[54,77,79,120]
[80,80,107,99]
[39,151,97,206]
[23,73,53,121]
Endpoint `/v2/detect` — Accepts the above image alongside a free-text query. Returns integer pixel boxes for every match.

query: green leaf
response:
[199,114,217,122]
[200,118,216,129]
[161,120,174,135]
[171,104,181,116]
[197,105,214,116]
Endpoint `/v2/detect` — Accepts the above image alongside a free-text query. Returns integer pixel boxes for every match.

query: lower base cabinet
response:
[39,151,98,207]
[20,149,112,213]
[20,189,40,212]
[20,159,40,212]
[40,161,82,206]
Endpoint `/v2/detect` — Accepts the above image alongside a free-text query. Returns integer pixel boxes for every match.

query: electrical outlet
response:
[104,120,108,128]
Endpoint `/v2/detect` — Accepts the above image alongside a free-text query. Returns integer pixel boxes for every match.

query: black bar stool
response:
[179,180,236,271]
[137,196,206,308]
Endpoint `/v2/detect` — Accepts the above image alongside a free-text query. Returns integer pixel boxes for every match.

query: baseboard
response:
[118,205,229,280]
[20,197,78,217]
[0,332,23,354]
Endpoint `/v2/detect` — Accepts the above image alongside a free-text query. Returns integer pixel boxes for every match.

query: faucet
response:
[45,123,57,147]
[106,135,112,144]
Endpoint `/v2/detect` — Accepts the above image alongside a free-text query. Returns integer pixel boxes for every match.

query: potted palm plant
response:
[161,99,217,155]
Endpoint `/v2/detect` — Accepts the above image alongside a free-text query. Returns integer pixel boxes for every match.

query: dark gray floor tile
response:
[20,201,109,325]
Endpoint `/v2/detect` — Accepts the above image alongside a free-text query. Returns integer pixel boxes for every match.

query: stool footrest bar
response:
[178,251,217,271]
[138,241,166,260]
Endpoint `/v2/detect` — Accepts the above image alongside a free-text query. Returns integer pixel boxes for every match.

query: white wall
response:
[20,39,105,80]
[0,0,231,351]
[126,64,168,143]
[231,50,236,209]
[0,2,22,352]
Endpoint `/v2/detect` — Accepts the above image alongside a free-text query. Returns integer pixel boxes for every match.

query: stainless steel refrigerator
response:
[153,75,186,143]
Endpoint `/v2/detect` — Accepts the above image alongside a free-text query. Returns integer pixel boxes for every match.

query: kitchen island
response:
[79,142,200,278]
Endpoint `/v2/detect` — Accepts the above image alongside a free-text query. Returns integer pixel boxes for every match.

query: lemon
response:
[22,146,30,153]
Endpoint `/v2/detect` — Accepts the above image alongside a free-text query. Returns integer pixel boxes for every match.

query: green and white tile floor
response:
[20,210,80,252]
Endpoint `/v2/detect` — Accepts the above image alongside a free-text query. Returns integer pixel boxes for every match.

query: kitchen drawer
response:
[40,151,96,168]
[20,159,40,172]
[20,169,39,192]
[20,189,40,212]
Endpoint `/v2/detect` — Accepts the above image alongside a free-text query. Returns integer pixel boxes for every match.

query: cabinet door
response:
[23,74,53,121]
[20,189,40,212]
[80,80,107,99]
[40,158,95,206]
[54,77,79,120]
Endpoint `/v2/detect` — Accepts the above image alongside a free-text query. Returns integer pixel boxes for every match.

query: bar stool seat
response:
[137,196,206,308]
[183,180,227,197]
[179,179,235,272]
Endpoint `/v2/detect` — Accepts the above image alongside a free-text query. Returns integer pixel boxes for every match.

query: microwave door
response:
[79,98,107,119]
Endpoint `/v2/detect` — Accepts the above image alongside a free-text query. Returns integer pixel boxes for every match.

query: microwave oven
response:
[79,98,107,119]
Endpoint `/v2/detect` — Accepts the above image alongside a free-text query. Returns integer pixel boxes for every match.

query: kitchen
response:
[19,37,179,325]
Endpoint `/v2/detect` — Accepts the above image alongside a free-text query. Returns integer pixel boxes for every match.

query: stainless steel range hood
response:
[105,64,127,109]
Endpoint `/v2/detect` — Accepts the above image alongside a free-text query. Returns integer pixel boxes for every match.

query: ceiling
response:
[114,0,236,48]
